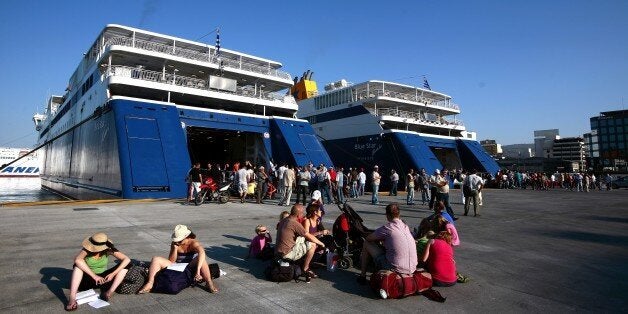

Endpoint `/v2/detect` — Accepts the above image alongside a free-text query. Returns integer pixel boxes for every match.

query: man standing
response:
[371,165,381,205]
[278,165,295,206]
[277,163,287,200]
[418,169,430,205]
[357,203,417,284]
[237,163,249,203]
[389,169,399,196]
[188,162,202,203]
[406,168,416,205]
[296,165,311,205]
[463,169,483,217]
[358,168,366,197]
[428,169,440,210]
[435,169,458,221]
[336,167,345,204]
[276,204,326,282]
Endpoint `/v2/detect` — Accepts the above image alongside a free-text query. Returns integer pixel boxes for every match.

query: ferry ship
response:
[0,147,40,177]
[32,25,332,200]
[293,75,499,188]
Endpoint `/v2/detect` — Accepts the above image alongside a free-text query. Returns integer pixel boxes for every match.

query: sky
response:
[0,0,626,148]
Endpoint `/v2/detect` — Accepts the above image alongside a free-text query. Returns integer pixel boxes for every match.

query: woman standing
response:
[65,233,130,311]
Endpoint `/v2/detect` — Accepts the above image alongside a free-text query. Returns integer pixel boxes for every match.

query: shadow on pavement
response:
[540,230,628,246]
[40,267,71,304]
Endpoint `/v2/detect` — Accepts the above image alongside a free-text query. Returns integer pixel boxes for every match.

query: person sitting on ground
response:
[432,214,460,246]
[357,203,417,284]
[65,232,130,311]
[247,225,273,259]
[309,190,326,219]
[276,204,326,282]
[138,225,218,294]
[421,230,457,286]
[303,203,333,260]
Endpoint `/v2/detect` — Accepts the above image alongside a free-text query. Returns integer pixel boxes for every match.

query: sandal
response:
[304,269,318,279]
[457,273,469,283]
[206,283,219,293]
[137,284,152,294]
[422,289,446,303]
[65,301,78,311]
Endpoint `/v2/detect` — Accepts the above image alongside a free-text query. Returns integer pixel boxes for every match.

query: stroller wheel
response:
[339,256,353,269]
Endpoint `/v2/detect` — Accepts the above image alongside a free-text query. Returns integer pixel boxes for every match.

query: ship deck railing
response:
[107,65,295,105]
[104,36,292,82]
[354,88,460,112]
[368,107,464,127]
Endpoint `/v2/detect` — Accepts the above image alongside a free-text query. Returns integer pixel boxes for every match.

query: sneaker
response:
[379,289,388,299]
[356,275,367,285]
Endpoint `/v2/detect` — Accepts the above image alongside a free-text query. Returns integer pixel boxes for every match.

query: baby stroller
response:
[332,202,372,269]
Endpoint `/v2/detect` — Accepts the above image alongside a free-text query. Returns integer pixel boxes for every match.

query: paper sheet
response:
[76,289,98,305]
[167,262,189,272]
[88,299,110,308]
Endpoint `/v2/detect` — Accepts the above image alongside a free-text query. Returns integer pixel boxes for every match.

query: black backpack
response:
[265,260,302,282]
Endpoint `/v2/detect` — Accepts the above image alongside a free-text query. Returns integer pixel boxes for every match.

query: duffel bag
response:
[370,270,417,299]
[152,265,194,294]
[413,270,433,293]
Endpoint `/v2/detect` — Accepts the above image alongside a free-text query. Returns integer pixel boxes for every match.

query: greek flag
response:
[423,78,431,90]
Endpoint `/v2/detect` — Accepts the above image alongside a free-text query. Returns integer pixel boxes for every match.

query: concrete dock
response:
[0,188,626,313]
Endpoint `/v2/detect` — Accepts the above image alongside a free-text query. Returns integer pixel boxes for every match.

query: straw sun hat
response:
[172,224,192,242]
[82,232,112,252]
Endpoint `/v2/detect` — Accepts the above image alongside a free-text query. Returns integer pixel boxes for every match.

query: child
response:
[248,225,273,260]
[276,211,289,229]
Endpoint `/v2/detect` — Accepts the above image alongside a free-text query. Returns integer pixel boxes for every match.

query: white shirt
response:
[278,165,286,179]
[358,172,366,184]
[464,173,483,190]
[237,168,248,184]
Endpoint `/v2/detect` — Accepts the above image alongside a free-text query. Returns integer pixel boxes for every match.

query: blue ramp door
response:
[125,117,169,189]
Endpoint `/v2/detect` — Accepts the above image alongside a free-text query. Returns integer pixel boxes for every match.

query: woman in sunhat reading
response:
[65,232,131,311]
[138,224,219,294]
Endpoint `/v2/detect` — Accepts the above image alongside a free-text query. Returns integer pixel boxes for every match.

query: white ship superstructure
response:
[32,25,331,200]
[294,76,498,181]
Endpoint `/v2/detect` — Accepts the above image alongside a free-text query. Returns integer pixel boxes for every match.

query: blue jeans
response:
[390,181,398,196]
[372,184,379,204]
[337,184,345,203]
[406,186,414,204]
[421,188,429,204]
[359,183,365,196]
[320,184,332,204]
[351,182,358,198]
[437,192,456,218]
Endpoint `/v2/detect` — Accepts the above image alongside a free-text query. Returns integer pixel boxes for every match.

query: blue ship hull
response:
[40,99,333,200]
[321,132,499,189]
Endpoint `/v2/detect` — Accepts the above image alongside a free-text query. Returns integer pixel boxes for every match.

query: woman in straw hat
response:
[138,225,219,294]
[65,232,130,311]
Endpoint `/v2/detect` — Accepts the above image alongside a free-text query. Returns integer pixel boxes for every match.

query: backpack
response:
[116,265,148,294]
[264,260,302,282]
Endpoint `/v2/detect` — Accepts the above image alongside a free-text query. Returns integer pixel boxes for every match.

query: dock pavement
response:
[0,188,627,313]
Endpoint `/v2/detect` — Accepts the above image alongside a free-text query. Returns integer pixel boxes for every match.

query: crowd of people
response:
[492,170,616,192]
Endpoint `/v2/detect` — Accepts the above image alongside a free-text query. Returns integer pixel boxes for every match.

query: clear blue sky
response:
[1,0,626,148]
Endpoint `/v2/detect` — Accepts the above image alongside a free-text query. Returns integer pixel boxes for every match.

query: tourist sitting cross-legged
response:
[65,232,131,311]
[138,225,218,294]
[276,204,326,282]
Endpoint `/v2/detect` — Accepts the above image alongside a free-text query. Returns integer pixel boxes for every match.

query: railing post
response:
[132,31,135,48]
